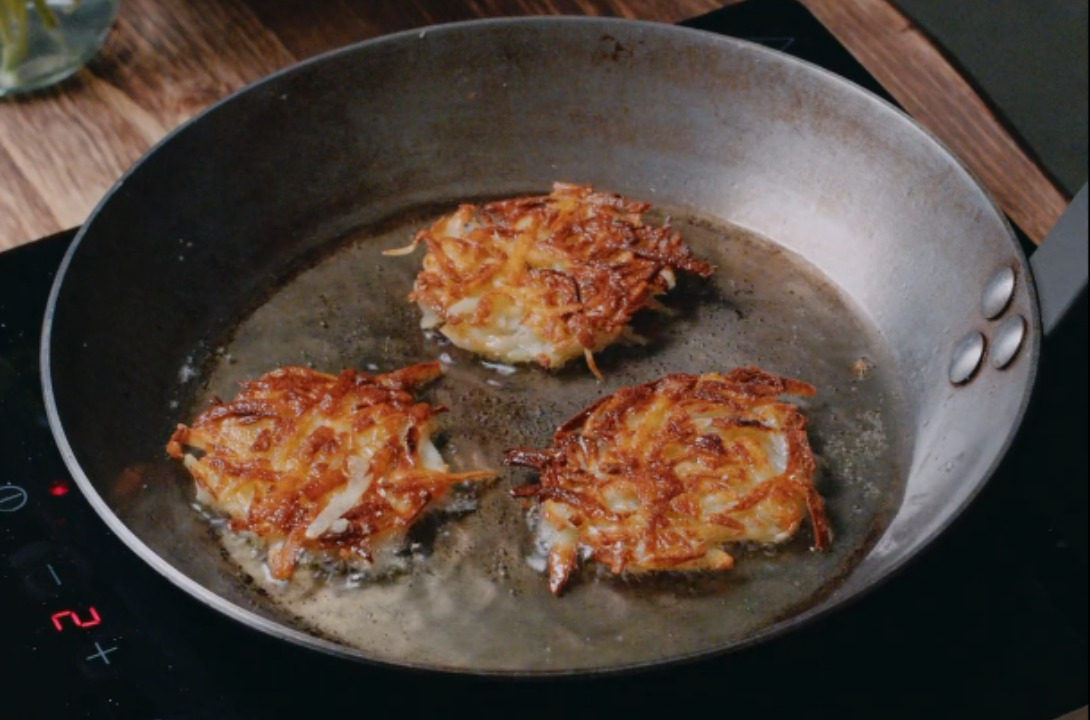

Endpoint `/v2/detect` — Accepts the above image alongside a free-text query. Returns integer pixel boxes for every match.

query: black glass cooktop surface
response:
[2,2,1086,718]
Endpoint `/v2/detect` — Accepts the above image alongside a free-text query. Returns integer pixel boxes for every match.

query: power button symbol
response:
[0,484,29,512]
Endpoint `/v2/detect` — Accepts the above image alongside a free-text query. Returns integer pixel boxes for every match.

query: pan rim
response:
[39,14,1041,676]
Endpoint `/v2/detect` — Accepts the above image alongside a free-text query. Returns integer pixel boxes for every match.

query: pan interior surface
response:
[147,200,908,672]
[42,17,1036,675]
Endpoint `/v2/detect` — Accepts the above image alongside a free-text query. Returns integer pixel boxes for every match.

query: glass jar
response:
[0,0,119,97]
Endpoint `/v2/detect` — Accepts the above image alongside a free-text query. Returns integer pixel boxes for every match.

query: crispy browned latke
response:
[387,182,715,377]
[505,367,832,595]
[166,362,494,580]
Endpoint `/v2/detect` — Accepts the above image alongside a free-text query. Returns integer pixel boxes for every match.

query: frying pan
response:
[40,17,1087,675]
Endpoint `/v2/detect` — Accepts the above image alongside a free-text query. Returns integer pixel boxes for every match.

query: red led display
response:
[49,479,71,497]
[51,607,102,631]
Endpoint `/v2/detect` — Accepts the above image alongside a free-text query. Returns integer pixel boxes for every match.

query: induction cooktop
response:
[2,2,1086,718]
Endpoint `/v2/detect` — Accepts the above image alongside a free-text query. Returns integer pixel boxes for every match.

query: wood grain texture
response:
[0,0,1068,250]
[0,0,297,248]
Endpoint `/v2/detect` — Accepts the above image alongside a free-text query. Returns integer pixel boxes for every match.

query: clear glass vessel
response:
[0,0,119,97]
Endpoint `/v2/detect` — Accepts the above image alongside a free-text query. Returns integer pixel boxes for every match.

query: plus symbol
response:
[86,641,119,665]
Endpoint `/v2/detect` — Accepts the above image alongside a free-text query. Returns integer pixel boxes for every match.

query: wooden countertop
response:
[0,0,1071,252]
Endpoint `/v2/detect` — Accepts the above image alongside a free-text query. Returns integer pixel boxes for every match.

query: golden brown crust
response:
[394,182,715,373]
[167,362,494,580]
[506,367,831,595]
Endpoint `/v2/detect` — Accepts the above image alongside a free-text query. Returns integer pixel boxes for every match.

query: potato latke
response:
[506,367,831,595]
[389,183,715,377]
[167,362,494,580]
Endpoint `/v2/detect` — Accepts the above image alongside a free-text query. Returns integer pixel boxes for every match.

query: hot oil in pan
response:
[194,202,909,673]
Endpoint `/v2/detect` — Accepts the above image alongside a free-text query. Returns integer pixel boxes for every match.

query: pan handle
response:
[1030,182,1088,336]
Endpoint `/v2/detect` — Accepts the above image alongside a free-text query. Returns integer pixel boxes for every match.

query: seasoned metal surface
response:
[42,17,1038,674]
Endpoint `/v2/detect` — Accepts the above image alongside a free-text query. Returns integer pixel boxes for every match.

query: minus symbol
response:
[46,563,62,586]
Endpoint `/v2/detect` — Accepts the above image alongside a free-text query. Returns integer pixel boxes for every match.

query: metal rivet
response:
[950,331,986,385]
[981,266,1016,319]
[990,315,1027,369]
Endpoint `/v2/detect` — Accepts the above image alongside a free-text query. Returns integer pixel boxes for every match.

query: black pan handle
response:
[1031,182,1088,336]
